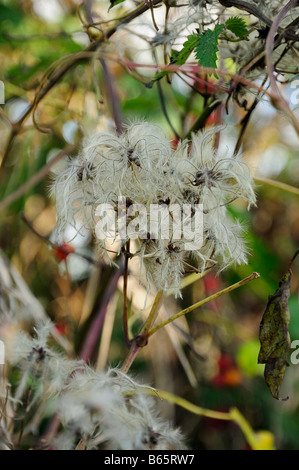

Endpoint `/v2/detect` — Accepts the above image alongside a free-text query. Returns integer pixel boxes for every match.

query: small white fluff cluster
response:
[52,122,256,296]
[252,0,289,15]
[256,0,299,73]
[2,322,185,450]
[115,1,224,61]
[7,321,82,406]
[0,248,48,324]
[115,0,298,83]
[55,367,185,450]
[220,0,299,76]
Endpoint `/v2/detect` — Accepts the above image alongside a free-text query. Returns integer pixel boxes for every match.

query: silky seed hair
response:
[51,122,256,297]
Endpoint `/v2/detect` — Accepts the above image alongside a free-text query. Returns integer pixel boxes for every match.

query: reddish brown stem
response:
[123,241,131,348]
[79,267,124,362]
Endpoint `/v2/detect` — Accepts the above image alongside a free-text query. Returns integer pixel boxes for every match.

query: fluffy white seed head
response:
[56,367,185,450]
[51,122,256,296]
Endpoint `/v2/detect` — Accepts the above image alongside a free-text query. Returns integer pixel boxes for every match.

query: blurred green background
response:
[0,0,299,450]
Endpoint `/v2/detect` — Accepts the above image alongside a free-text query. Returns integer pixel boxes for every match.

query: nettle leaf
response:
[173,33,199,65]
[146,33,199,87]
[108,0,126,11]
[225,17,250,39]
[257,256,297,401]
[194,24,224,71]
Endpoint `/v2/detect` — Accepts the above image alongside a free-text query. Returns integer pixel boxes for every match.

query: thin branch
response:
[123,241,131,348]
[234,76,268,155]
[122,57,299,135]
[265,0,299,135]
[84,0,124,134]
[121,59,274,97]
[121,289,163,373]
[133,386,273,449]
[148,272,260,337]
[183,100,222,140]
[254,176,299,196]
[20,212,102,268]
[288,249,299,271]
[120,341,140,375]
[146,0,159,31]
[100,58,123,134]
[0,0,163,169]
[265,0,298,97]
[0,145,75,212]
[139,289,163,339]
[156,80,180,139]
[79,266,124,362]
[121,272,260,373]
[219,0,299,41]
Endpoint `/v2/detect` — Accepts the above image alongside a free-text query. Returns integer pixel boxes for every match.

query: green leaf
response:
[146,33,199,87]
[225,16,250,39]
[173,33,199,66]
[194,24,224,70]
[108,0,126,10]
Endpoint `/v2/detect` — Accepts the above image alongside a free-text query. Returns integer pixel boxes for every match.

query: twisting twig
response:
[156,80,181,140]
[234,76,268,155]
[84,0,124,134]
[145,0,159,31]
[20,212,101,268]
[288,249,299,271]
[0,0,163,169]
[0,145,75,212]
[219,0,299,41]
[265,0,299,135]
[122,57,299,135]
[122,59,274,97]
[100,58,123,134]
[265,0,299,97]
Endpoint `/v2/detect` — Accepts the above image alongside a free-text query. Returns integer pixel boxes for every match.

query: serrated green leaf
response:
[195,24,224,71]
[225,16,250,39]
[173,33,199,66]
[108,0,126,11]
[146,33,199,87]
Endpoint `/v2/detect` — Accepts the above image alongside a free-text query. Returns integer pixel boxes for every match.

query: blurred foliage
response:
[0,0,299,450]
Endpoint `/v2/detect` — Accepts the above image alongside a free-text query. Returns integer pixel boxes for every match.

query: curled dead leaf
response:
[258,250,299,401]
